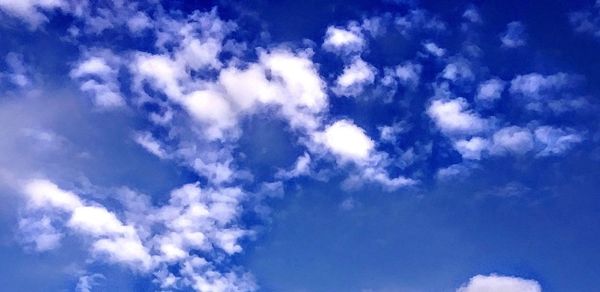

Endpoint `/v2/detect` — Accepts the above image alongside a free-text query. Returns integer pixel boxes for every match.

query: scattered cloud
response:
[501,21,527,48]
[457,274,541,292]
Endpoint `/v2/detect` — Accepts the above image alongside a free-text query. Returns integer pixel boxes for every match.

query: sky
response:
[0,0,599,291]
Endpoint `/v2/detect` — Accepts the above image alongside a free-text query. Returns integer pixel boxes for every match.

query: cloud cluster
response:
[20,179,256,291]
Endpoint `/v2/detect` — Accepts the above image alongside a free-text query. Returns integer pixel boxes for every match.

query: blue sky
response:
[0,0,599,291]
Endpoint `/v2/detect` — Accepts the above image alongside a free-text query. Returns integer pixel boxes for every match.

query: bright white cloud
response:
[333,57,376,97]
[19,179,255,290]
[322,24,365,54]
[457,274,541,292]
[427,98,488,135]
[455,137,489,160]
[317,119,375,163]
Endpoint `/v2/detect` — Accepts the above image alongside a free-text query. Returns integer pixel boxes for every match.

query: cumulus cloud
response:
[395,61,422,89]
[457,274,541,292]
[490,126,534,155]
[441,58,474,82]
[70,50,125,108]
[476,78,505,102]
[19,179,256,291]
[427,98,488,135]
[501,21,527,48]
[454,137,489,160]
[316,119,375,163]
[333,57,376,97]
[509,72,585,113]
[0,0,70,28]
[423,41,446,57]
[322,24,365,54]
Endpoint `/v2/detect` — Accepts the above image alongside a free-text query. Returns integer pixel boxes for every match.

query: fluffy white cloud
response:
[476,78,505,102]
[317,119,375,163]
[501,21,527,48]
[19,179,255,291]
[427,98,488,135]
[455,137,489,160]
[457,274,541,292]
[322,24,365,54]
[70,51,125,108]
[333,57,376,97]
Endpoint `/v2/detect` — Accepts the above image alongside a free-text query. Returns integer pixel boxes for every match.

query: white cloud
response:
[4,52,30,87]
[378,121,408,143]
[423,41,445,57]
[436,163,470,180]
[442,58,474,82]
[333,57,376,97]
[76,273,105,292]
[490,126,534,155]
[134,132,167,159]
[463,7,482,23]
[0,0,68,28]
[427,98,488,135]
[395,9,446,35]
[70,51,125,108]
[19,179,256,290]
[534,126,583,156]
[501,21,527,48]
[127,12,151,33]
[317,119,375,163]
[457,274,541,292]
[509,73,571,98]
[476,78,505,102]
[455,137,489,160]
[322,24,365,54]
[395,62,422,88]
[277,152,311,178]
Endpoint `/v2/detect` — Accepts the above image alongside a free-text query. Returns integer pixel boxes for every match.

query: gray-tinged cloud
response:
[501,21,527,48]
